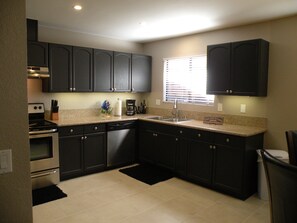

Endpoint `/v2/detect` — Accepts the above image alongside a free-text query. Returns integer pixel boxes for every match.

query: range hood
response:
[27,66,50,78]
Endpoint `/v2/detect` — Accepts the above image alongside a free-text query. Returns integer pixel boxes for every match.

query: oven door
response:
[29,130,59,173]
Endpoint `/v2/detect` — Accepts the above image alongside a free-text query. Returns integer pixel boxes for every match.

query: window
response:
[163,55,214,105]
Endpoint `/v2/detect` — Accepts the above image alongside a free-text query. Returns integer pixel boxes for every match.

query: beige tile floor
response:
[33,168,270,223]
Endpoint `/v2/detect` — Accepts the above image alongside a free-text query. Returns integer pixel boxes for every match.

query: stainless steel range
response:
[28,103,60,189]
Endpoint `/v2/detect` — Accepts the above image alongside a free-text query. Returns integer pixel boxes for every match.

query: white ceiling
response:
[26,0,297,43]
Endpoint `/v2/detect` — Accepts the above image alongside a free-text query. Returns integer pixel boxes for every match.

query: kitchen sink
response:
[148,116,192,123]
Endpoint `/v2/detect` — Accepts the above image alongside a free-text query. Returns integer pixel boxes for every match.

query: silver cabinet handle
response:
[85,136,87,139]
[197,133,201,137]
[176,138,178,141]
[180,130,183,134]
[73,88,76,91]
[229,90,232,93]
[210,145,213,149]
[94,126,98,130]
[81,136,84,140]
[226,138,230,143]
[70,87,73,91]
[213,146,216,149]
[70,129,74,133]
[226,90,229,93]
[114,88,117,91]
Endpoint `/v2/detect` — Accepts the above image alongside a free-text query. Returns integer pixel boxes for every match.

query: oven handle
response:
[31,170,57,179]
[29,129,58,135]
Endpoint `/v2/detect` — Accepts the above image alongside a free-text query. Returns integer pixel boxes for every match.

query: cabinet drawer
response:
[178,127,213,142]
[59,126,84,136]
[214,133,244,147]
[84,124,106,134]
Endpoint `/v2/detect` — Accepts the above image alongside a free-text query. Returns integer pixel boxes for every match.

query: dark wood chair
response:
[260,149,297,223]
[285,130,297,165]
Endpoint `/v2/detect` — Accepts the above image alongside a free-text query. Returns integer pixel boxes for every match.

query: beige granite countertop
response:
[50,114,266,137]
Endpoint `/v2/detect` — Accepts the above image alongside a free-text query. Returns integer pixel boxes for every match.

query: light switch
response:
[0,149,12,174]
[218,103,223,112]
[240,104,246,113]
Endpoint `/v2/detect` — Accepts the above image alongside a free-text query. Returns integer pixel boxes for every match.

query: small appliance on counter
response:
[126,99,136,116]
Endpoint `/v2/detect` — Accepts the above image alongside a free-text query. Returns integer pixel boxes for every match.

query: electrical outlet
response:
[240,104,246,113]
[217,103,223,112]
[156,99,161,105]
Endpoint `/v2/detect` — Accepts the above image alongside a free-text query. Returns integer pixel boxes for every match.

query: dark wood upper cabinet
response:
[27,41,48,67]
[43,44,93,92]
[73,46,93,92]
[207,39,269,96]
[113,52,132,92]
[131,54,152,92]
[93,49,113,92]
[43,43,72,92]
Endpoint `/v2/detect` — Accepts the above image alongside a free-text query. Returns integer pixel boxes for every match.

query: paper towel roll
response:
[114,98,122,116]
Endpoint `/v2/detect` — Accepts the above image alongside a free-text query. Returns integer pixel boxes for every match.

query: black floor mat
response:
[119,164,174,185]
[32,185,67,206]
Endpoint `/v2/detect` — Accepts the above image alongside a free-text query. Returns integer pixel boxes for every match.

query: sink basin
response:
[148,116,192,123]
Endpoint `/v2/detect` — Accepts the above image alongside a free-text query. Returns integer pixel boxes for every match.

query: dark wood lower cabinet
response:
[59,124,106,180]
[138,120,263,200]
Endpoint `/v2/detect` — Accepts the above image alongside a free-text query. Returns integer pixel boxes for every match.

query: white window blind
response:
[163,55,214,105]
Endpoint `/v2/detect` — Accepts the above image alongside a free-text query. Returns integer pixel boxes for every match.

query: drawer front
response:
[177,127,213,142]
[214,133,244,147]
[59,126,84,136]
[84,124,106,134]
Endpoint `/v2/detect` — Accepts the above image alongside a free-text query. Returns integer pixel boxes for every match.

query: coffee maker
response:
[126,99,136,116]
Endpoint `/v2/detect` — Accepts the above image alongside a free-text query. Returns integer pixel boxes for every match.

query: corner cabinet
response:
[207,39,269,96]
[43,44,93,92]
[59,124,106,180]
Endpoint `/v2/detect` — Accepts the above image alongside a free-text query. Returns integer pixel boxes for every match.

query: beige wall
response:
[27,25,146,111]
[0,1,33,222]
[143,15,297,150]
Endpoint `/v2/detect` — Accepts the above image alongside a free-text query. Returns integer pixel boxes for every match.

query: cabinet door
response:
[73,47,93,92]
[83,132,106,173]
[231,40,265,96]
[139,130,156,164]
[212,145,244,194]
[93,49,113,92]
[27,41,48,67]
[207,43,231,95]
[175,138,188,176]
[113,52,131,91]
[45,44,72,92]
[187,140,213,185]
[131,54,152,92]
[155,132,177,171]
[59,135,84,180]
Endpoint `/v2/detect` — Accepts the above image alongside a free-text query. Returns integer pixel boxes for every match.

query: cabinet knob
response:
[132,88,135,92]
[70,129,74,133]
[210,145,213,149]
[226,90,229,93]
[114,88,117,91]
[226,138,230,143]
[197,133,201,137]
[81,136,84,140]
[73,88,76,91]
[85,136,87,139]
[70,88,73,91]
[229,90,232,93]
[180,130,183,134]
[213,145,216,149]
[94,126,98,130]
[176,138,178,141]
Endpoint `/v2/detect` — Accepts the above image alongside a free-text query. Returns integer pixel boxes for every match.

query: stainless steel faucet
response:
[172,99,179,120]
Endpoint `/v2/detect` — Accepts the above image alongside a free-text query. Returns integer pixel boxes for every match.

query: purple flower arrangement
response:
[101,100,112,114]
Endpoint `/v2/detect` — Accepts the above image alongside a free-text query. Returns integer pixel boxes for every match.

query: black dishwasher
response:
[107,121,136,168]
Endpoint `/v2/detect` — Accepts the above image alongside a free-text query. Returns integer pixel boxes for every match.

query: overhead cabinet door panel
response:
[113,52,131,92]
[207,43,231,94]
[47,44,72,92]
[73,47,93,92]
[93,49,113,92]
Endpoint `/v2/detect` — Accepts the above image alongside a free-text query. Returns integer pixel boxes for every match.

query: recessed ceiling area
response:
[26,0,297,43]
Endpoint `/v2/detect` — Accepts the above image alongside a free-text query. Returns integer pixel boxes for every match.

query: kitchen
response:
[2,0,297,222]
